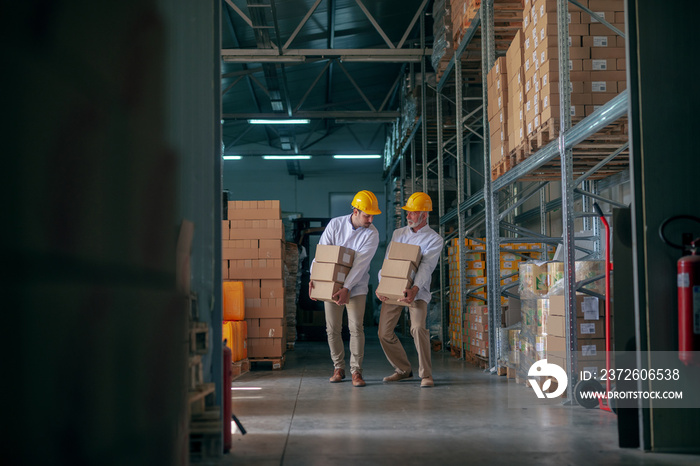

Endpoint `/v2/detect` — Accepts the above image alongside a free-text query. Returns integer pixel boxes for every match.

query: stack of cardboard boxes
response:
[310,245,355,302]
[546,294,607,381]
[507,30,526,153]
[487,56,509,176]
[431,0,454,81]
[223,201,287,359]
[520,0,626,142]
[450,0,482,47]
[376,242,422,305]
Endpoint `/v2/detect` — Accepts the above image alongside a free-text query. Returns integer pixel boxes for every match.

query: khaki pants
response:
[324,294,366,374]
[378,300,431,378]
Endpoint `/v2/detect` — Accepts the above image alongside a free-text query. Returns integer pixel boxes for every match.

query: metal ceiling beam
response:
[221,48,432,62]
[336,61,376,111]
[283,0,324,50]
[354,0,395,48]
[222,111,400,120]
[397,0,430,49]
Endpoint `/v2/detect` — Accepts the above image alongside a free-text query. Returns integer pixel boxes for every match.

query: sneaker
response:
[329,368,346,383]
[420,377,434,388]
[352,372,366,387]
[383,371,413,382]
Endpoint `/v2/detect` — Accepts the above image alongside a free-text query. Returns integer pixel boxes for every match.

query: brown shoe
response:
[329,368,346,383]
[383,371,413,382]
[352,372,366,387]
[420,377,434,388]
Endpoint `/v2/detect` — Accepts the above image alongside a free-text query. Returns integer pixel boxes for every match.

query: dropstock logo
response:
[528,359,568,399]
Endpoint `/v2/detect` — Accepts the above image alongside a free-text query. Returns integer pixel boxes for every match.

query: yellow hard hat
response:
[402,192,432,212]
[351,190,381,215]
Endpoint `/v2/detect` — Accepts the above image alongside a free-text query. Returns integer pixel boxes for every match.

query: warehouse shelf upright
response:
[433,0,631,400]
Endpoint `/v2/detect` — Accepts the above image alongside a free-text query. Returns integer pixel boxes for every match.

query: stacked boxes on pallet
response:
[507,30,526,153]
[517,259,607,385]
[450,0,481,46]
[448,239,554,355]
[487,56,509,178]
[284,242,300,349]
[431,0,453,81]
[223,201,287,359]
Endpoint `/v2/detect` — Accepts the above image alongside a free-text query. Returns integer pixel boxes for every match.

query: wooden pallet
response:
[491,156,512,181]
[231,358,250,380]
[188,382,216,415]
[510,140,530,165]
[249,355,286,370]
[497,365,508,376]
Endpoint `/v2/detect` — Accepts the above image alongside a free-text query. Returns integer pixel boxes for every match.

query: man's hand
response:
[375,290,388,302]
[309,280,316,301]
[399,285,419,304]
[332,287,350,306]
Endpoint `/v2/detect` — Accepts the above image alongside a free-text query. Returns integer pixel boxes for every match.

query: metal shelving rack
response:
[432,0,630,398]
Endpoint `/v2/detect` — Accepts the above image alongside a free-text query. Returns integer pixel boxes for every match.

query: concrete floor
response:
[218,330,699,465]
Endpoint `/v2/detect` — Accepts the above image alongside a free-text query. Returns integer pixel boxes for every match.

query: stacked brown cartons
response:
[376,242,422,306]
[487,56,508,173]
[546,294,607,381]
[450,0,465,46]
[527,0,591,129]
[310,245,355,302]
[582,0,627,115]
[506,30,525,153]
[466,304,489,358]
[224,200,287,359]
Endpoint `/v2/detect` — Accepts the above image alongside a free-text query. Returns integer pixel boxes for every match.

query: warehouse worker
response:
[376,192,443,388]
[309,190,381,388]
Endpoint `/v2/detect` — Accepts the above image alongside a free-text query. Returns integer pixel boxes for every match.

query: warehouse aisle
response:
[221,331,697,466]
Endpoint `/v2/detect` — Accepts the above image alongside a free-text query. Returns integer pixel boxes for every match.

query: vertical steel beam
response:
[481,0,500,369]
[456,56,466,360]
[421,13,428,192]
[557,0,577,399]
[437,91,447,349]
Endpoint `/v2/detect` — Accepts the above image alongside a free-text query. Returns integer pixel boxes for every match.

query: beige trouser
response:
[378,299,432,379]
[324,294,366,374]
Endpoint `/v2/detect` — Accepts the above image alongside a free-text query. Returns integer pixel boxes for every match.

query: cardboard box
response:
[585,81,617,94]
[578,320,605,339]
[222,239,259,260]
[260,279,284,299]
[227,200,281,220]
[247,337,284,358]
[589,23,625,36]
[258,318,285,339]
[582,35,617,48]
[376,276,413,305]
[588,0,623,10]
[245,297,285,318]
[578,338,606,359]
[546,334,566,353]
[381,258,418,281]
[311,262,351,283]
[590,47,626,59]
[229,219,284,240]
[546,314,566,337]
[258,239,284,259]
[222,260,228,280]
[309,280,343,303]
[387,241,422,265]
[549,294,604,318]
[314,244,355,267]
[228,259,283,279]
[242,279,260,299]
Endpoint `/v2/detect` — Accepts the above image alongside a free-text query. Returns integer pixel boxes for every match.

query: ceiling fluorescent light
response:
[262,155,311,160]
[333,154,382,159]
[248,119,310,125]
[223,155,242,160]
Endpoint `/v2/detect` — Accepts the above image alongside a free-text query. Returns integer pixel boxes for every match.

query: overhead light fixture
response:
[247,119,310,125]
[223,155,242,160]
[333,154,382,159]
[262,155,311,160]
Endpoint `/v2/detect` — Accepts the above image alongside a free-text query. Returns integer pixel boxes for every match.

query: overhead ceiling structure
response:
[221,0,433,176]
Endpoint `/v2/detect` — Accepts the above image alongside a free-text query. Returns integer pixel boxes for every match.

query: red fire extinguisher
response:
[659,216,700,366]
[223,340,232,452]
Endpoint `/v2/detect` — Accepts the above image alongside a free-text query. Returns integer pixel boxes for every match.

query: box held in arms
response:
[377,242,422,306]
[310,244,355,302]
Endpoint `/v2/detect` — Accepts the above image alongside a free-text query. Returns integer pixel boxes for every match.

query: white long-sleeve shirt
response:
[380,223,444,303]
[311,214,380,297]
